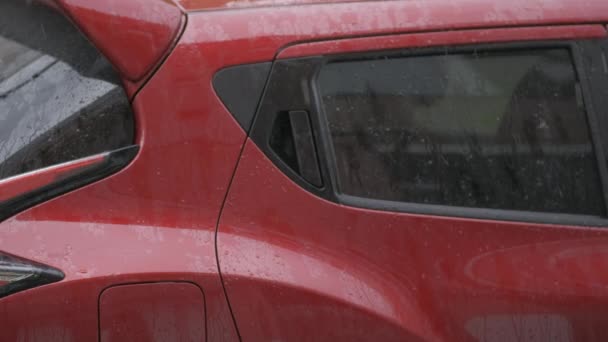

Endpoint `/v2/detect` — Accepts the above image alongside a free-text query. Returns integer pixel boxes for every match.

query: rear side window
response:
[318,48,605,216]
[0,0,134,180]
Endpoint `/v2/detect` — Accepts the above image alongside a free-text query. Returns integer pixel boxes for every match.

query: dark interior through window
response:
[318,48,605,216]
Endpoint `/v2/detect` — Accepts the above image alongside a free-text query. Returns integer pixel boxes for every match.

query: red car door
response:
[217,25,608,341]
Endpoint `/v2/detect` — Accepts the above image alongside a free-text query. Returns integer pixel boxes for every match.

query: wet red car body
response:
[1,0,608,340]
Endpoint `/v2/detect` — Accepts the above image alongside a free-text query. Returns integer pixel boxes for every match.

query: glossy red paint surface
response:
[54,0,184,81]
[0,1,245,339]
[278,25,608,59]
[178,0,357,11]
[178,0,608,20]
[219,141,608,341]
[100,282,206,341]
[173,0,608,69]
[0,222,230,341]
[0,153,105,202]
[179,0,608,29]
[1,1,608,341]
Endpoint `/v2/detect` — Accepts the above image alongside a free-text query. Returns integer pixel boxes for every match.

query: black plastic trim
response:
[339,194,608,226]
[0,253,65,298]
[213,62,272,132]
[577,39,608,214]
[250,57,333,198]
[289,110,323,187]
[0,145,139,222]
[572,43,608,215]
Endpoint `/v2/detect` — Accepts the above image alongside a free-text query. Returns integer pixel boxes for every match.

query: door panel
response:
[218,27,608,341]
[219,140,608,341]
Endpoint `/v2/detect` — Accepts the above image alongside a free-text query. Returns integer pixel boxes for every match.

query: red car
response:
[1,0,608,340]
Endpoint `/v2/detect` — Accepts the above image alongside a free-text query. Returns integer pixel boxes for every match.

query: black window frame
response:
[250,38,608,226]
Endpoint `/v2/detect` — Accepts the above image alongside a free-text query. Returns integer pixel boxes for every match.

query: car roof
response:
[178,0,608,32]
[178,0,362,12]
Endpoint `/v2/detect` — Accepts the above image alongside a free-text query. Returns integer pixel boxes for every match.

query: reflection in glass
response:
[0,0,133,180]
[319,49,604,215]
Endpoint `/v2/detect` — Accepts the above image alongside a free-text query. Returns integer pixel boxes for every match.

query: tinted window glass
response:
[0,0,134,180]
[318,49,605,216]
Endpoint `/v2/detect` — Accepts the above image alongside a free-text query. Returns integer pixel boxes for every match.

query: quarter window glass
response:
[318,49,605,216]
[0,1,134,180]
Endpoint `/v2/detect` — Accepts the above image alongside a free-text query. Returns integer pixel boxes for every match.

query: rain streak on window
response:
[0,0,134,180]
